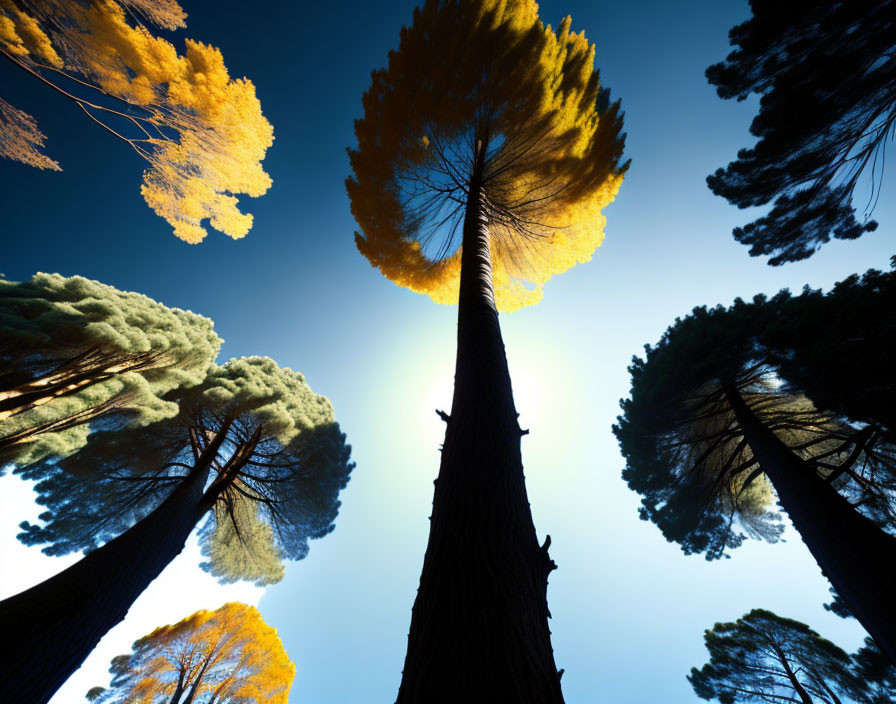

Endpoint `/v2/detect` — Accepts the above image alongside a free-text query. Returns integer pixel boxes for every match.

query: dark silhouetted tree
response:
[689,609,866,704]
[615,299,896,662]
[852,637,896,704]
[0,356,352,704]
[87,602,295,704]
[761,261,896,438]
[0,273,221,466]
[347,0,627,699]
[706,0,894,264]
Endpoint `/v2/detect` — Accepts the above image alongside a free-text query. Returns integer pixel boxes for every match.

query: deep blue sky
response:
[1,1,892,702]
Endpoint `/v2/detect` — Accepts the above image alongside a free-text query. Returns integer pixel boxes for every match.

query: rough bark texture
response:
[396,144,565,703]
[725,384,896,664]
[0,429,228,704]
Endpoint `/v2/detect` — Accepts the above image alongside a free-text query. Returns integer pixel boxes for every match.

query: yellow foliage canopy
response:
[96,602,294,703]
[347,0,628,311]
[0,0,273,243]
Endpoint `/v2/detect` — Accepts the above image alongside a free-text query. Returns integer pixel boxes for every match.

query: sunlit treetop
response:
[0,273,221,466]
[0,0,273,243]
[347,0,628,312]
[87,602,295,704]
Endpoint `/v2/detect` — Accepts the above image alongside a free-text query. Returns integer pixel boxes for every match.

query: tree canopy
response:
[87,602,294,704]
[0,0,274,242]
[0,272,221,467]
[851,637,896,704]
[706,0,894,264]
[347,0,628,311]
[17,356,353,586]
[760,261,896,438]
[689,609,866,704]
[614,297,896,559]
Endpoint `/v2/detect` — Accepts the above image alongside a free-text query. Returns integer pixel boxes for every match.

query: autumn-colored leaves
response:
[347,0,627,311]
[87,603,294,704]
[0,0,273,243]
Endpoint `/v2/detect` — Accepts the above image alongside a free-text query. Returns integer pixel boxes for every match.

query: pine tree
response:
[706,0,895,264]
[615,297,896,662]
[689,609,866,704]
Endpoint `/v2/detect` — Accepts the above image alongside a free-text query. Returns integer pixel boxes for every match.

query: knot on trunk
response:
[539,535,557,574]
[435,409,451,423]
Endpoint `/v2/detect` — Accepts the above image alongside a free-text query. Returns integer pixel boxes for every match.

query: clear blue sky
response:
[0,0,892,702]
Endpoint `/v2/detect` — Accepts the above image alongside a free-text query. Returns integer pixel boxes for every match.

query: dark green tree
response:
[852,638,896,704]
[614,299,896,662]
[706,0,894,264]
[761,261,896,438]
[0,273,221,466]
[0,356,352,704]
[689,609,866,704]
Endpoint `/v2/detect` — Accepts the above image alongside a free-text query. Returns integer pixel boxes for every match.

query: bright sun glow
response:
[422,363,542,448]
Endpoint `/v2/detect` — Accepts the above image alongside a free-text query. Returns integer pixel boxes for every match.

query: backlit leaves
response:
[92,603,295,704]
[0,0,273,242]
[347,0,627,311]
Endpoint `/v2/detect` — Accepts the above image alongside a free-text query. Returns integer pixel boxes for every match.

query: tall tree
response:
[0,272,221,466]
[614,299,896,662]
[0,0,274,242]
[689,609,867,704]
[347,1,627,699]
[86,602,295,704]
[706,0,894,265]
[0,356,353,704]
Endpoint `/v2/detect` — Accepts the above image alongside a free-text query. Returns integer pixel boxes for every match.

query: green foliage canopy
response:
[0,273,221,467]
[18,356,353,586]
[614,297,896,559]
[689,609,865,704]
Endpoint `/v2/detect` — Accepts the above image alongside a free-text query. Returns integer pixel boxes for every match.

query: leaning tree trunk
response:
[725,384,896,664]
[0,430,228,704]
[396,143,565,703]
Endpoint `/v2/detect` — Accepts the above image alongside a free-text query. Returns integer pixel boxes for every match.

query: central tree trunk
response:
[724,384,896,664]
[0,429,228,704]
[396,142,565,703]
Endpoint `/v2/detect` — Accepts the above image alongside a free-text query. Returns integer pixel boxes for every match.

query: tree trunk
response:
[770,642,814,704]
[396,141,565,703]
[724,384,896,664]
[0,428,228,704]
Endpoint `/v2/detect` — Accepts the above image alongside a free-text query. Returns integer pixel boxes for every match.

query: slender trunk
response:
[0,426,229,704]
[169,668,188,704]
[181,654,212,704]
[806,668,842,704]
[724,384,896,664]
[770,642,814,704]
[396,141,564,703]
